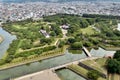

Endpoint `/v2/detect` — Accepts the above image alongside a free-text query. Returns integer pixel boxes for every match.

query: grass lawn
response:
[12,25,28,29]
[68,64,88,77]
[80,26,97,35]
[81,59,106,74]
[68,50,82,54]
[94,58,107,68]
[68,64,106,80]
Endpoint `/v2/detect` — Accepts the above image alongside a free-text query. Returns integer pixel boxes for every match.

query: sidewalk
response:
[14,70,60,80]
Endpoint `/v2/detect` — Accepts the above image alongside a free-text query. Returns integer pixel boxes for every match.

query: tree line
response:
[107,51,120,74]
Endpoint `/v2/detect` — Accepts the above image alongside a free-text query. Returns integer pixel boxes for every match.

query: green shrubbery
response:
[15,46,56,58]
[107,51,120,74]
[87,70,100,80]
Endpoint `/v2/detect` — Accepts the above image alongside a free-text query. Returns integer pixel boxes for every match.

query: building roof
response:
[40,30,50,38]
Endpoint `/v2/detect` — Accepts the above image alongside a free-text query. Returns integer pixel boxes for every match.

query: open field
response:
[81,59,106,74]
[80,27,97,35]
[68,64,88,77]
[68,64,106,80]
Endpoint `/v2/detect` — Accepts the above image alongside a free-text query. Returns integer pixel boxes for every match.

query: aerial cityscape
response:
[0,0,120,80]
[1,2,120,21]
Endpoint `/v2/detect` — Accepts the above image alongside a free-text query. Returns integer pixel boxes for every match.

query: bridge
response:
[82,46,92,57]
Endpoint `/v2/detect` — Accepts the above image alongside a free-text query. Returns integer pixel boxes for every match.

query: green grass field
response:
[68,64,88,77]
[80,27,97,35]
[94,58,107,68]
[68,64,106,80]
[81,59,106,74]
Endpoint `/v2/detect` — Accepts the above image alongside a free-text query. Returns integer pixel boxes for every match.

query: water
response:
[0,47,115,80]
[0,50,87,80]
[90,47,116,57]
[56,68,86,80]
[0,27,16,58]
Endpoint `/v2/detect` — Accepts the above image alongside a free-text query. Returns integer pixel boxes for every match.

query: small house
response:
[40,30,50,38]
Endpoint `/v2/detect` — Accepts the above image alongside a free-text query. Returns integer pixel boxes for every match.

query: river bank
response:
[0,47,66,71]
[0,35,3,44]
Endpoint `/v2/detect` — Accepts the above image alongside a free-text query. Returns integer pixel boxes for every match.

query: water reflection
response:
[0,27,16,58]
[90,47,116,57]
[0,50,87,80]
[56,68,86,80]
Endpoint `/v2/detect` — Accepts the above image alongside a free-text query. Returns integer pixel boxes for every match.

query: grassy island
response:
[0,14,120,69]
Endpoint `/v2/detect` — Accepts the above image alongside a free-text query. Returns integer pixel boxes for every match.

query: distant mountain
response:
[0,0,120,3]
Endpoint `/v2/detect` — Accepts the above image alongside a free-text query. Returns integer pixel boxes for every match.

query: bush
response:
[114,50,120,61]
[58,40,65,48]
[71,42,82,49]
[67,38,76,44]
[87,70,100,80]
[15,46,56,58]
[107,51,120,74]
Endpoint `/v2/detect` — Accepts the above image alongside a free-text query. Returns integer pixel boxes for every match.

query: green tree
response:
[106,59,119,73]
[67,38,76,44]
[86,18,95,25]
[58,40,65,48]
[87,70,100,80]
[83,42,92,47]
[50,31,56,36]
[80,19,89,28]
[114,50,120,61]
[71,42,82,49]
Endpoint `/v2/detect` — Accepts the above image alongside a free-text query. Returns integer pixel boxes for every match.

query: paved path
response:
[14,70,60,80]
[82,46,92,57]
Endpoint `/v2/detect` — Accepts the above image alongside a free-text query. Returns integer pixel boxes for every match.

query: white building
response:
[40,30,50,38]
[117,23,120,31]
[60,25,69,29]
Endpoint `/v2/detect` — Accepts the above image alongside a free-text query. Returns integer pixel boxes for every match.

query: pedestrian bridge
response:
[82,46,92,57]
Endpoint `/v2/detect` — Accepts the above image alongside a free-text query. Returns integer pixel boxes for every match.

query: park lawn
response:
[68,49,82,54]
[94,58,107,67]
[98,77,106,80]
[68,64,88,77]
[82,59,106,74]
[12,25,28,29]
[68,64,106,80]
[80,26,97,35]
